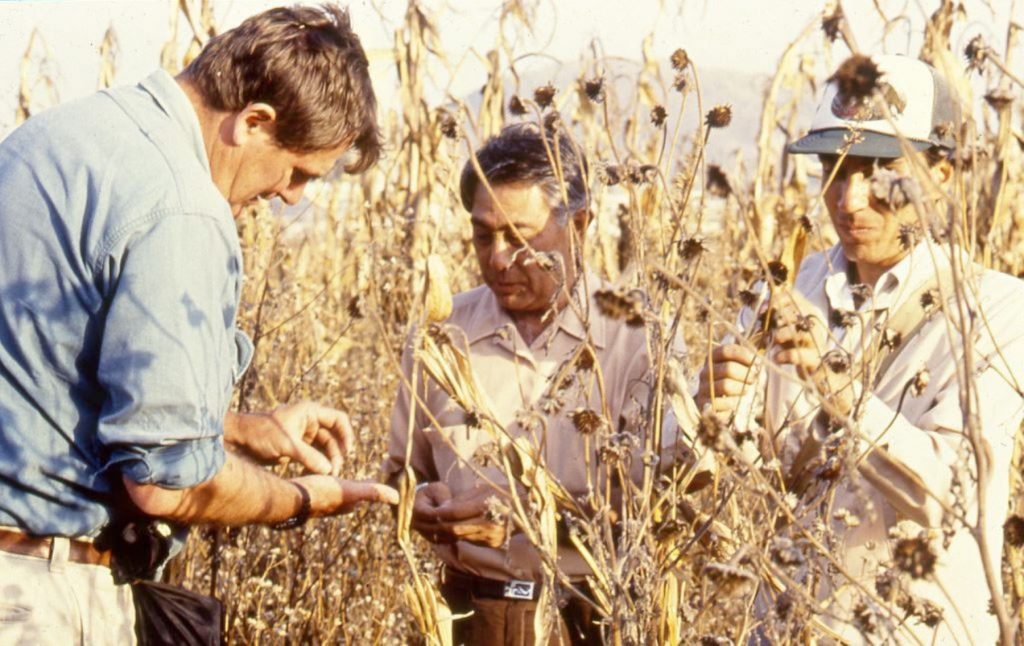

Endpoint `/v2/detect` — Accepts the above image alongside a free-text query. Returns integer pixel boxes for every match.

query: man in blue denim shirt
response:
[0,5,398,644]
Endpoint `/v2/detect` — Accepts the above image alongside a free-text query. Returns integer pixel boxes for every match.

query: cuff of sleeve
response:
[111,436,226,489]
[856,391,905,451]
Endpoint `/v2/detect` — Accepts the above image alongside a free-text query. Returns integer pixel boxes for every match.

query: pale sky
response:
[0,0,1015,134]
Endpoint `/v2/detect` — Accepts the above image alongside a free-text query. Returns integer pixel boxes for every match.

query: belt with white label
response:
[443,566,541,601]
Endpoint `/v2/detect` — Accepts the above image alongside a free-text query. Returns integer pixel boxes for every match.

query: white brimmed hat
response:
[788,54,960,159]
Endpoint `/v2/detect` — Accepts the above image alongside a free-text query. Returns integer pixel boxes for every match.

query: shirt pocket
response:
[424,420,503,491]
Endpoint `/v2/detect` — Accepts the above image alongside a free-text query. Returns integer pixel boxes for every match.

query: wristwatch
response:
[272,482,311,530]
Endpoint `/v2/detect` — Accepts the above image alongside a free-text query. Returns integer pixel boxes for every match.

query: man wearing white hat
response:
[699,54,1024,644]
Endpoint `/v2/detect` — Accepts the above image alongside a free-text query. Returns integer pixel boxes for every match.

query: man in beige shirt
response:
[700,55,1024,644]
[384,123,688,644]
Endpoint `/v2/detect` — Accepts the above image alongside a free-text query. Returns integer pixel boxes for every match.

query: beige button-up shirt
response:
[744,242,1024,644]
[385,272,684,582]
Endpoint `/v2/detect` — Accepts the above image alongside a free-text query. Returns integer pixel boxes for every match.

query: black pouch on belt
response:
[97,518,223,646]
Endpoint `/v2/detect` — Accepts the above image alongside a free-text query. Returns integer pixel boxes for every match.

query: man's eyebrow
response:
[296,168,325,181]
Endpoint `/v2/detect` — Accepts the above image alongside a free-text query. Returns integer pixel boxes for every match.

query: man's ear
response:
[571,208,591,239]
[230,102,278,146]
[929,157,953,188]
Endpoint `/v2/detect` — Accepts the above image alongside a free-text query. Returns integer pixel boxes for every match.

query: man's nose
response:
[489,236,515,272]
[836,172,870,213]
[278,183,305,206]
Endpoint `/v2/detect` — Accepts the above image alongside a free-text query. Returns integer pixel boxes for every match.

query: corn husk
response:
[424,254,453,323]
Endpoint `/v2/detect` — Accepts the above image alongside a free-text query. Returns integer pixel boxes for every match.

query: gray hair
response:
[459,122,589,224]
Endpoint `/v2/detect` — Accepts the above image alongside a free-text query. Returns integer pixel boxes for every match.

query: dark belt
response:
[443,566,541,601]
[0,528,112,567]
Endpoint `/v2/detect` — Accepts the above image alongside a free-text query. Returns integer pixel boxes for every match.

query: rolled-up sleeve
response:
[96,211,240,489]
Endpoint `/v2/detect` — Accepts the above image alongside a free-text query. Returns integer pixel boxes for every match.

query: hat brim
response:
[786,129,932,159]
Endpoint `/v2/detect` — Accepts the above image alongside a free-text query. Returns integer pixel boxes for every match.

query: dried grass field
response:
[8,0,1024,643]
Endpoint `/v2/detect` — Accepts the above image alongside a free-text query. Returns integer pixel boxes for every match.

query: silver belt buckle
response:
[503,580,535,600]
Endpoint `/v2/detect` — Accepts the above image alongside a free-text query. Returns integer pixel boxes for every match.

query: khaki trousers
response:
[0,538,135,646]
[441,575,603,645]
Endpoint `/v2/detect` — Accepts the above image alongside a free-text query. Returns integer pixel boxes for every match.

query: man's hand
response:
[769,288,854,416]
[411,483,507,548]
[696,344,759,414]
[293,475,399,516]
[225,402,354,476]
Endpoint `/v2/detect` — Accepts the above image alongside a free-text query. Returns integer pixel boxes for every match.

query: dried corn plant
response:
[8,0,1024,643]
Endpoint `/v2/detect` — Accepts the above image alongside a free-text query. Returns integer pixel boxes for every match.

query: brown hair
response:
[185,3,380,172]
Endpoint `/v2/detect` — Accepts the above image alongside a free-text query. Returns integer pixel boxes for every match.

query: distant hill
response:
[458,58,808,168]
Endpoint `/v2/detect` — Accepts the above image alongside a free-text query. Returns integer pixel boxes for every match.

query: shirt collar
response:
[822,240,952,314]
[464,270,608,351]
[138,69,211,175]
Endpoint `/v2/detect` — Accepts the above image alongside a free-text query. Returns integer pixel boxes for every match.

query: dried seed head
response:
[508,94,526,116]
[932,121,954,141]
[533,83,556,109]
[910,368,930,396]
[853,602,877,635]
[738,289,758,307]
[893,537,936,578]
[438,112,460,140]
[870,168,920,209]
[774,590,795,619]
[625,160,644,185]
[875,570,898,601]
[679,236,706,260]
[964,34,988,73]
[770,537,804,566]
[817,455,842,480]
[915,600,943,627]
[347,294,365,319]
[540,394,564,414]
[830,54,881,102]
[583,76,605,103]
[471,442,497,466]
[920,288,940,313]
[593,288,646,326]
[849,282,872,302]
[569,408,605,435]
[574,345,597,371]
[426,323,453,347]
[672,72,688,93]
[898,223,921,250]
[670,48,689,71]
[696,408,728,452]
[702,562,756,596]
[599,163,622,187]
[483,495,509,523]
[767,260,788,286]
[985,88,1014,112]
[830,308,856,329]
[1004,515,1024,548]
[822,4,843,42]
[880,328,902,351]
[650,104,668,127]
[706,164,731,197]
[823,349,850,374]
[705,104,732,128]
[543,110,562,132]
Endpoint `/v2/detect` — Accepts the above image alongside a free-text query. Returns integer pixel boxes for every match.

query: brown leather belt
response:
[0,528,112,567]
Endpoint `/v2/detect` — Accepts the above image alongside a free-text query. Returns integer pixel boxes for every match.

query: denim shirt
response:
[0,70,252,537]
